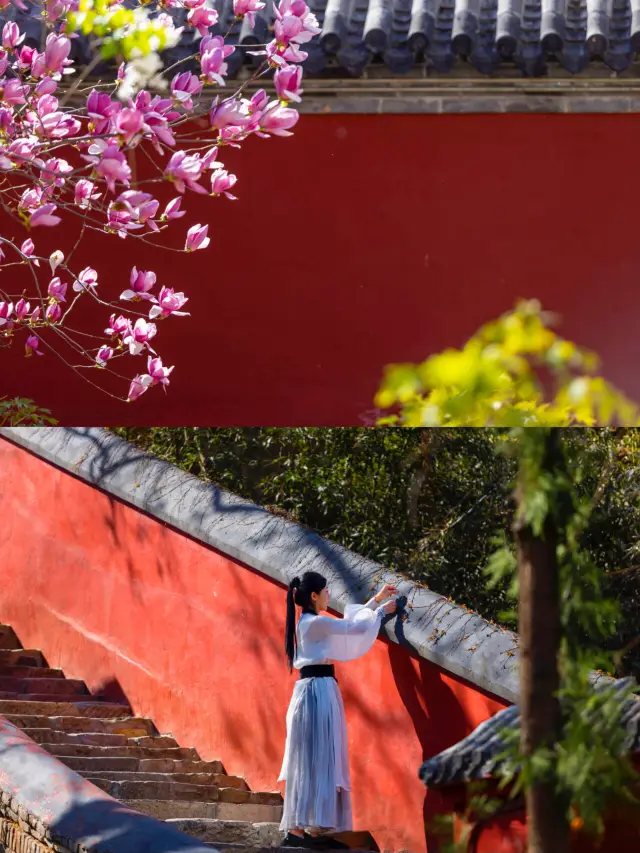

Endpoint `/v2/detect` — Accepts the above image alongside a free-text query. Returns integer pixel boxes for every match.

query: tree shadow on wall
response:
[60,428,368,598]
[385,604,481,853]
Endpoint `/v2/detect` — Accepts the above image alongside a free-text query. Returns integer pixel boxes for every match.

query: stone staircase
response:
[0,624,372,852]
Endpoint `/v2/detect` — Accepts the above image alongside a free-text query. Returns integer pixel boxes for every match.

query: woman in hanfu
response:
[279,571,398,849]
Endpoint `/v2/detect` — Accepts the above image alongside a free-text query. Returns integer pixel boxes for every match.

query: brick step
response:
[0,700,131,717]
[0,666,64,679]
[4,714,154,735]
[0,650,45,667]
[0,626,20,650]
[165,818,283,846]
[88,779,281,805]
[0,677,88,695]
[59,756,226,774]
[122,799,283,824]
[76,770,248,788]
[42,741,197,759]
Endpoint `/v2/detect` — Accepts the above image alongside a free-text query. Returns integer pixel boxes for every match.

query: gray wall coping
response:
[0,427,520,704]
[297,93,640,114]
[0,716,215,853]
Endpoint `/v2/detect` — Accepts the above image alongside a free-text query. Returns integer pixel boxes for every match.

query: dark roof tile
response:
[419,678,640,788]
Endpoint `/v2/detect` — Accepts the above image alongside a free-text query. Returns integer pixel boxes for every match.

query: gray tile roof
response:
[196,0,640,78]
[11,0,640,83]
[419,677,640,788]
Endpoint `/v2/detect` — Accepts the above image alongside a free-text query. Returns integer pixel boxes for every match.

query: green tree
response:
[375,300,640,427]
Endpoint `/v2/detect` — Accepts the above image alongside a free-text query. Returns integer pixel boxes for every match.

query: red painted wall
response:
[2,114,640,425]
[0,438,508,852]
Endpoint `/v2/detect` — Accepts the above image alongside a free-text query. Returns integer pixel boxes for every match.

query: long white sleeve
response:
[303,607,383,663]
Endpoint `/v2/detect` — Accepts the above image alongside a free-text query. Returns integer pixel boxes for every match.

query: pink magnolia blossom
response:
[249,89,269,114]
[147,355,174,388]
[200,36,234,85]
[3,78,29,106]
[84,141,131,193]
[187,2,219,36]
[30,203,61,227]
[73,267,98,292]
[47,277,67,302]
[25,334,43,357]
[14,298,30,320]
[162,197,186,221]
[0,301,13,327]
[87,89,121,134]
[121,267,157,301]
[115,107,145,144]
[258,102,299,137]
[17,44,37,72]
[44,33,71,75]
[20,187,44,212]
[105,314,131,338]
[35,77,58,96]
[108,199,141,235]
[127,373,153,402]
[0,49,7,76]
[165,151,207,194]
[148,286,189,319]
[274,65,304,103]
[124,317,157,355]
[171,72,202,111]
[210,97,250,131]
[20,238,37,263]
[210,170,237,199]
[185,223,210,252]
[2,22,25,49]
[41,157,72,188]
[74,179,101,208]
[233,0,265,26]
[30,306,41,323]
[96,345,113,367]
[45,302,62,322]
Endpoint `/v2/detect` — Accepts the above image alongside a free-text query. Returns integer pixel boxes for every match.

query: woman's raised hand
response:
[383,600,398,615]
[375,583,398,603]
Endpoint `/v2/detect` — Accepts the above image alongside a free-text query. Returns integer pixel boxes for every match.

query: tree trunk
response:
[514,429,569,853]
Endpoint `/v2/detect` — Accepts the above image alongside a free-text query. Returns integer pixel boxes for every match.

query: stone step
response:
[0,666,64,679]
[0,692,96,703]
[26,729,128,747]
[76,771,248,788]
[200,845,357,852]
[3,714,154,735]
[59,756,226,774]
[0,700,131,717]
[0,650,45,667]
[42,741,197,759]
[0,625,20,650]
[0,677,88,695]
[88,779,281,805]
[165,818,283,847]
[122,800,283,824]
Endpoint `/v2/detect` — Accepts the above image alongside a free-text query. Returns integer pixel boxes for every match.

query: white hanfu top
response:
[293,597,384,668]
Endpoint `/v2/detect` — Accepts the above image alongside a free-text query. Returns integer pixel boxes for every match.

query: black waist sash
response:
[300,664,336,681]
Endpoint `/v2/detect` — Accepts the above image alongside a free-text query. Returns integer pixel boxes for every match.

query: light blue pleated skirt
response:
[278,676,353,833]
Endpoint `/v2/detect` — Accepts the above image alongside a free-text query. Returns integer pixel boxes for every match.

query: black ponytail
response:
[285,577,301,673]
[284,571,327,672]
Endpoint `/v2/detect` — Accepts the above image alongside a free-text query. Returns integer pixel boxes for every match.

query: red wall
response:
[0,439,508,852]
[3,114,640,425]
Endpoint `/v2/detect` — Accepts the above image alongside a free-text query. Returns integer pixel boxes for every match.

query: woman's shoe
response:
[282,833,310,847]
